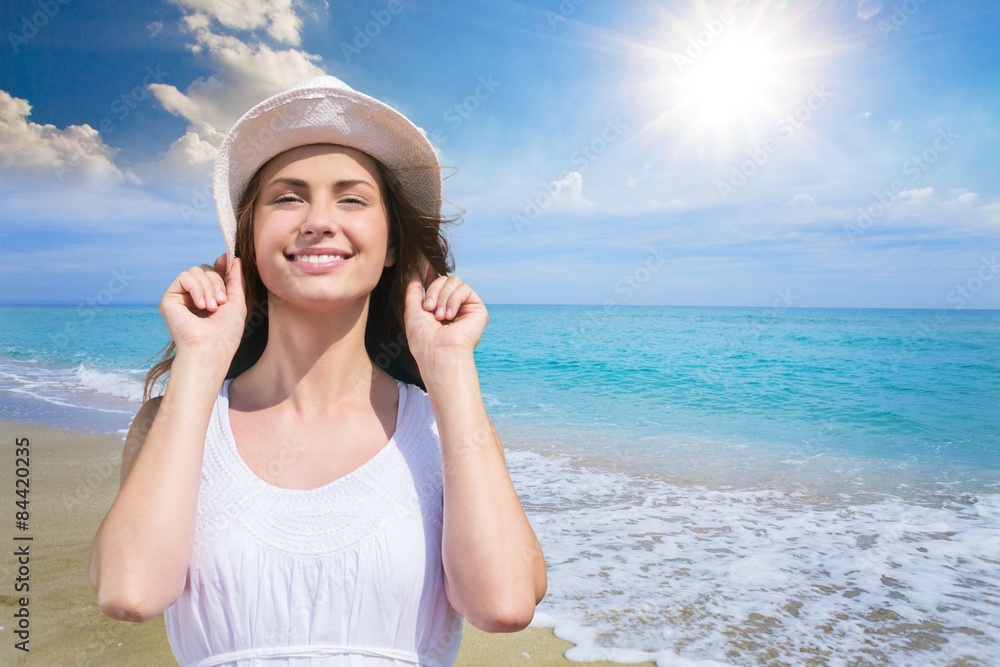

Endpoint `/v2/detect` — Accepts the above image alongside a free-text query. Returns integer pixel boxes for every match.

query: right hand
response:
[160,253,247,359]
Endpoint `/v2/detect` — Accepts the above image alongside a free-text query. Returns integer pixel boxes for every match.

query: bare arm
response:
[88,352,231,621]
[402,260,546,633]
[88,255,245,622]
[427,351,547,632]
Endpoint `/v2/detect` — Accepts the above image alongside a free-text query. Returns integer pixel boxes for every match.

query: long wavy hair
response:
[142,153,456,401]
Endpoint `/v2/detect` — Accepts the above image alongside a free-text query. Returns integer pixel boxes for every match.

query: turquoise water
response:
[2,303,998,665]
[4,304,998,476]
[479,305,1000,495]
[0,304,167,370]
[0,305,167,431]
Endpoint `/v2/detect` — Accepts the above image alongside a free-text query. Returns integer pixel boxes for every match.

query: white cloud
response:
[787,193,818,208]
[147,20,164,37]
[135,121,223,187]
[956,191,979,205]
[898,187,933,201]
[760,194,850,224]
[889,118,902,132]
[642,198,685,212]
[0,89,129,190]
[171,0,302,45]
[547,171,595,212]
[615,198,685,214]
[983,202,1000,227]
[138,1,326,187]
[149,24,324,133]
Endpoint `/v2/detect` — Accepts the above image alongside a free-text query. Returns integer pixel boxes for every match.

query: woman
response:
[89,76,547,666]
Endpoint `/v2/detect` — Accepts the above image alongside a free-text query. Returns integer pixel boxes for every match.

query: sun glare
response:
[679,38,782,127]
[633,1,834,162]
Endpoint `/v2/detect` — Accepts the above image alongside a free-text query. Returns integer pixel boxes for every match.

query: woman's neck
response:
[233,296,387,413]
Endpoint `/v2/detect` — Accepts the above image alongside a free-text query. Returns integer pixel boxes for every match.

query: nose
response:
[299,197,340,240]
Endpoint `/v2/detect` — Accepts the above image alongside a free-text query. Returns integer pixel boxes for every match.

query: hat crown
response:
[289,75,353,94]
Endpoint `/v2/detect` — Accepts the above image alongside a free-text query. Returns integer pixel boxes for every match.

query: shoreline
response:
[0,419,641,666]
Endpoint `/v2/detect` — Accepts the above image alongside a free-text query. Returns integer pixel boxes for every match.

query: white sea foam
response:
[74,364,145,403]
[508,449,1000,666]
[0,357,141,418]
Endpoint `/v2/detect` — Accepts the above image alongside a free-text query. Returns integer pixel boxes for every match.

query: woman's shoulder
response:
[392,379,439,444]
[397,377,429,412]
[125,395,164,447]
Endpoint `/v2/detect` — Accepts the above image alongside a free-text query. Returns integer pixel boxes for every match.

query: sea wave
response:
[0,356,142,420]
[74,364,145,403]
[510,449,1000,666]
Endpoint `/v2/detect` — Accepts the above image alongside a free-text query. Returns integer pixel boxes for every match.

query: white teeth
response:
[292,254,347,263]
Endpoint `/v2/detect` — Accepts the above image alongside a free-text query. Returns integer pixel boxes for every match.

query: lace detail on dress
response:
[194,380,445,557]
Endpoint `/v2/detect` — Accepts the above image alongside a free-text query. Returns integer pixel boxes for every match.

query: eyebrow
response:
[263,177,378,192]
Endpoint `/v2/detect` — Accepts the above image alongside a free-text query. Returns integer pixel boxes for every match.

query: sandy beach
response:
[0,420,643,667]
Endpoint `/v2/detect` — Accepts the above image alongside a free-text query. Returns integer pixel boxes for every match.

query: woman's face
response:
[251,144,395,309]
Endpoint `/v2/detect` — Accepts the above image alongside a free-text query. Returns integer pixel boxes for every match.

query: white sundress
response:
[164,378,463,667]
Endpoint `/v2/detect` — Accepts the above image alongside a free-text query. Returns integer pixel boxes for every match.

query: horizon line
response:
[0,301,997,312]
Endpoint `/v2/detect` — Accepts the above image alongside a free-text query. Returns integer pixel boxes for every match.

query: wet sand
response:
[0,420,643,666]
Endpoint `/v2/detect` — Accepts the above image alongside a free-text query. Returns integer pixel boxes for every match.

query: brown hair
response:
[142,157,456,401]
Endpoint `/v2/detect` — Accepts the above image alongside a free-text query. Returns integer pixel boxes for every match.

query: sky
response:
[0,0,998,308]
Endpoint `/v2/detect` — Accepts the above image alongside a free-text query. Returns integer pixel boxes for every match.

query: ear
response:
[384,239,397,267]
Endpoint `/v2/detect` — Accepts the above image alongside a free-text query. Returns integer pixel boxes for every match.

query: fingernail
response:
[436,306,445,317]
[217,290,227,303]
[209,297,217,309]
[445,308,453,318]
[424,298,435,308]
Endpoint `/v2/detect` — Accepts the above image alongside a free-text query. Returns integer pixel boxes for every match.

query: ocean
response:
[1,303,998,666]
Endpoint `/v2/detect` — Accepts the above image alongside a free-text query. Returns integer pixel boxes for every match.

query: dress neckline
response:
[218,378,408,494]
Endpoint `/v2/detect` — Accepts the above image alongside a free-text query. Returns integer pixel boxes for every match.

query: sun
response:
[632,1,833,160]
[677,37,786,128]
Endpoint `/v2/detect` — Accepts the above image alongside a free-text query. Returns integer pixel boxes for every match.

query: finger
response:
[225,257,245,304]
[440,282,474,320]
[187,265,227,311]
[422,274,452,310]
[212,253,230,304]
[197,257,228,305]
[435,281,470,320]
[426,276,465,317]
[191,266,222,310]
[175,268,216,311]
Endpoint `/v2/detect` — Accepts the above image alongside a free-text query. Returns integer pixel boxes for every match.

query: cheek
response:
[360,212,392,255]
[252,223,284,288]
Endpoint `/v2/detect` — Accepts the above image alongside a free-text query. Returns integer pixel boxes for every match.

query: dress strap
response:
[187,643,446,667]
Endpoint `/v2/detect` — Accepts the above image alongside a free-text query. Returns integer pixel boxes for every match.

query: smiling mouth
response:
[286,254,351,263]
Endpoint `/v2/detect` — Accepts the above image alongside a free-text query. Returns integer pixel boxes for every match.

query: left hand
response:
[403,258,488,369]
